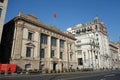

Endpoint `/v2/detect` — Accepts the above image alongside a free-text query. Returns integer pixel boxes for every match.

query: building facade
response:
[109,41,119,69]
[67,17,110,70]
[116,42,120,60]
[0,0,8,43]
[0,13,77,72]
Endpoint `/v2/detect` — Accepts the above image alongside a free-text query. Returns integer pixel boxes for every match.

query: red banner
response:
[0,64,16,74]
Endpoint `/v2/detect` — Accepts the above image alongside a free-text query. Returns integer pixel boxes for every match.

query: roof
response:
[6,12,76,40]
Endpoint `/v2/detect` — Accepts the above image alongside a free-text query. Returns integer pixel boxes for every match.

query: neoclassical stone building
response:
[67,17,110,70]
[0,13,77,72]
[109,41,119,69]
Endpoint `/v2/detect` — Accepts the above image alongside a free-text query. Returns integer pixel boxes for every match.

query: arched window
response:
[25,64,31,70]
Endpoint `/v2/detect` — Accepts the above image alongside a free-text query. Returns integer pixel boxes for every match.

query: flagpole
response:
[53,12,57,27]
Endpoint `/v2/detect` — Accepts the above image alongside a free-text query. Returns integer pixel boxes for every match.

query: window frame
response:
[26,47,32,57]
[51,50,54,58]
[78,58,83,65]
[60,40,64,48]
[40,48,45,58]
[51,37,57,46]
[41,34,48,44]
[60,52,63,59]
[28,32,33,41]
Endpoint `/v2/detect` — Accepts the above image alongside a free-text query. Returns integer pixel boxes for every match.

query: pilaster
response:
[57,39,60,58]
[12,24,23,59]
[47,36,51,59]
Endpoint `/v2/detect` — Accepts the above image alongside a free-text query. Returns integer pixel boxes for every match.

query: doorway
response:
[25,64,31,71]
[53,62,57,71]
[62,63,63,71]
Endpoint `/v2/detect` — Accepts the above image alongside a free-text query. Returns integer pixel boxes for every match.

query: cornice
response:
[13,14,76,40]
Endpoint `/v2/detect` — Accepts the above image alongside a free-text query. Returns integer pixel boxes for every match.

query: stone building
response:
[0,13,77,72]
[67,17,110,70]
[116,42,120,60]
[109,41,119,69]
[0,0,8,43]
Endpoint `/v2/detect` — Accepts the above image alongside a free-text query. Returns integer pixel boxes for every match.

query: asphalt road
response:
[0,70,120,80]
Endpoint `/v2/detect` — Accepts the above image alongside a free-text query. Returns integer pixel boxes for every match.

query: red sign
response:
[0,64,16,74]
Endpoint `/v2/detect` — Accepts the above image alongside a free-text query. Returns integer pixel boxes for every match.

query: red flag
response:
[53,12,56,18]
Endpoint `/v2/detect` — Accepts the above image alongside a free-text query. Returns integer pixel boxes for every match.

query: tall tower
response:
[0,0,8,43]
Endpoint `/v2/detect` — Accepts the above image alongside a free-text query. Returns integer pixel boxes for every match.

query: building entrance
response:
[53,62,57,71]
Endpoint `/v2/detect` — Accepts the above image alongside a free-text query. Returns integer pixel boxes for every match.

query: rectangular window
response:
[28,32,33,40]
[78,50,82,55]
[70,44,72,49]
[60,52,63,59]
[51,37,56,46]
[51,50,54,58]
[70,54,72,60]
[41,34,47,44]
[95,55,98,59]
[60,40,64,48]
[26,47,31,57]
[78,58,83,65]
[0,8,2,18]
[40,48,44,58]
[0,0,4,3]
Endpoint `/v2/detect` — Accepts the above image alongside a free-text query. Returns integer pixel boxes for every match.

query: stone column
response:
[47,36,51,59]
[56,39,60,70]
[64,41,68,70]
[57,39,60,58]
[37,32,40,59]
[46,36,51,70]
[91,50,94,69]
[13,24,23,59]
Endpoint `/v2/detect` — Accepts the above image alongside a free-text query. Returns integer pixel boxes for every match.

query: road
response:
[0,70,120,80]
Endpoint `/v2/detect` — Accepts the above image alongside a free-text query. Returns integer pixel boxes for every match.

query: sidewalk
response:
[0,69,115,78]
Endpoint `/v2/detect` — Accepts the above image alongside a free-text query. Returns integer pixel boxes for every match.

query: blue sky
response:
[5,0,120,42]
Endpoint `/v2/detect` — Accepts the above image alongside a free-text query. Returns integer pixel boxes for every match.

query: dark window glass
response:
[0,0,4,3]
[51,37,56,46]
[0,8,2,18]
[78,58,83,65]
[60,52,63,59]
[60,40,64,48]
[51,50,54,58]
[96,34,98,36]
[95,25,98,30]
[26,47,31,57]
[41,34,47,44]
[95,55,98,59]
[70,44,72,49]
[40,48,44,58]
[70,54,72,60]
[28,32,33,40]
